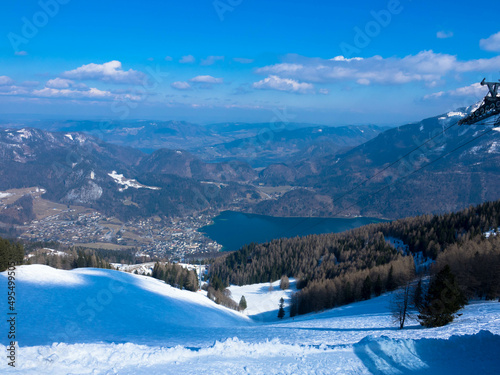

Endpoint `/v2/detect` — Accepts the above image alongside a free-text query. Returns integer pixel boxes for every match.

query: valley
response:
[2,2,500,374]
[1,110,499,260]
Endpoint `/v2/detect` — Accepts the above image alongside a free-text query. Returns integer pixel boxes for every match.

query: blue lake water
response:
[198,211,386,252]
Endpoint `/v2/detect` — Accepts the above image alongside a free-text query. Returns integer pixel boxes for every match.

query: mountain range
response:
[0,111,499,222]
[252,111,500,219]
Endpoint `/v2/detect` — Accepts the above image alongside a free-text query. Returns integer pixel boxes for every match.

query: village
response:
[18,210,222,259]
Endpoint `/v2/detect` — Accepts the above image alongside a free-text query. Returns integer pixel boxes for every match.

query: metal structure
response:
[458,78,500,126]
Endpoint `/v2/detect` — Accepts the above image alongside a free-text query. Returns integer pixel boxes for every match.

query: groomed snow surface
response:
[1,265,499,374]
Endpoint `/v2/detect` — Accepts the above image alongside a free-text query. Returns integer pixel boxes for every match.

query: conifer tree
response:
[278,297,285,319]
[413,279,424,311]
[386,265,396,291]
[374,275,383,296]
[239,295,247,311]
[290,293,298,318]
[361,276,372,300]
[418,265,467,327]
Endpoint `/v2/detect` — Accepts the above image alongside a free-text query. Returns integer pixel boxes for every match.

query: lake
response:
[198,211,386,252]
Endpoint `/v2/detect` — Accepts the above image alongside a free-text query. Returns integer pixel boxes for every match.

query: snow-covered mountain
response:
[1,265,499,374]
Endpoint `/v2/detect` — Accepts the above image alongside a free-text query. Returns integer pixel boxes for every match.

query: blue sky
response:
[1,0,500,125]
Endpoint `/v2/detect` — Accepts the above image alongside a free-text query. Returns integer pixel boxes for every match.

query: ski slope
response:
[227,278,297,322]
[1,265,499,374]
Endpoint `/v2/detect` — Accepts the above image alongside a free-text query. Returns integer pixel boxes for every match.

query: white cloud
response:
[330,56,363,61]
[0,76,34,96]
[252,75,314,94]
[255,51,500,86]
[318,88,329,95]
[179,55,195,64]
[45,78,77,89]
[0,73,141,102]
[201,56,224,65]
[480,31,500,52]
[32,87,114,99]
[0,76,14,86]
[190,75,223,84]
[233,57,254,64]
[30,86,141,101]
[437,31,454,39]
[0,85,31,96]
[455,56,500,72]
[424,82,488,100]
[171,81,192,90]
[165,56,173,61]
[14,51,28,56]
[61,61,146,85]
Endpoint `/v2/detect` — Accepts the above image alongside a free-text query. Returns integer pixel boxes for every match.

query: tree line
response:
[151,262,199,292]
[209,200,500,317]
[0,237,24,271]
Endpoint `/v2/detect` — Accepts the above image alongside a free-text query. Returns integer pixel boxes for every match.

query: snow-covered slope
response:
[1,266,499,374]
[0,265,249,347]
[227,279,297,322]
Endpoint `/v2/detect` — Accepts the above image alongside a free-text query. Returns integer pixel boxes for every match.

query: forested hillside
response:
[0,237,24,271]
[210,200,500,315]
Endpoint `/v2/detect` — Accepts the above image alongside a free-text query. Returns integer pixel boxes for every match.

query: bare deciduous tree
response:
[390,281,413,329]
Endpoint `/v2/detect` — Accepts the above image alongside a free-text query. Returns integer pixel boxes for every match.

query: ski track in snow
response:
[1,265,499,374]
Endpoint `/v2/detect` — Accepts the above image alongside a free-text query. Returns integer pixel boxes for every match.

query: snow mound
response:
[12,264,86,286]
[353,330,500,375]
[7,337,336,375]
[0,265,249,346]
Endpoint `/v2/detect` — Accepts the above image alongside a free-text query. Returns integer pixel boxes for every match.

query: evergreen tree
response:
[418,265,467,327]
[374,275,383,296]
[412,279,424,311]
[386,265,396,291]
[361,276,372,300]
[290,293,298,318]
[278,297,285,319]
[343,281,354,304]
[239,295,247,311]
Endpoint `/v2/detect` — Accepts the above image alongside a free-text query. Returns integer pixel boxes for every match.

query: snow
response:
[108,171,160,191]
[112,262,156,275]
[228,279,297,321]
[469,145,483,154]
[1,265,500,374]
[64,134,73,141]
[385,236,409,255]
[447,111,466,118]
[16,129,31,139]
[0,192,12,199]
[488,141,499,154]
[484,227,499,238]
